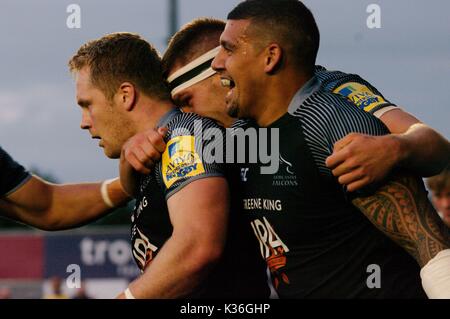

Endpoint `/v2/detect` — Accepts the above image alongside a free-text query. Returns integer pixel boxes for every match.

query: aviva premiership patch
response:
[333,82,387,113]
[162,136,205,188]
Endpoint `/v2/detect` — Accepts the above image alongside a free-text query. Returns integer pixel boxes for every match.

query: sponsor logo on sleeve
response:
[334,82,387,113]
[162,136,205,188]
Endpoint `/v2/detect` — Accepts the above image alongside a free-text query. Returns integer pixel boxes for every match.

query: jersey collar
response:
[157,108,182,128]
[287,75,320,114]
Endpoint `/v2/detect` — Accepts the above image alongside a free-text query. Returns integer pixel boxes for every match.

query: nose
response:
[80,109,92,130]
[211,47,226,72]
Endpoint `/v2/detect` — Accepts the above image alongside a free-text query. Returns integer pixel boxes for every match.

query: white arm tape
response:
[372,106,401,119]
[101,178,118,208]
[124,287,136,299]
[420,249,450,299]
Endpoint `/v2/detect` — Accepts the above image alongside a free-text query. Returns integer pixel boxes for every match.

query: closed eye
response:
[220,40,235,54]
[77,99,91,108]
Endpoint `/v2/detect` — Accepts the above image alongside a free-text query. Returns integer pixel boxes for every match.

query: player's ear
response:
[264,43,283,74]
[116,82,137,112]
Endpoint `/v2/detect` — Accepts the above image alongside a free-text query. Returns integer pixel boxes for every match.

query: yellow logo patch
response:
[162,136,205,188]
[333,82,386,113]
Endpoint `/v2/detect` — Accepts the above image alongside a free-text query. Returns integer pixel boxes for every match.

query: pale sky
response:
[1,0,449,182]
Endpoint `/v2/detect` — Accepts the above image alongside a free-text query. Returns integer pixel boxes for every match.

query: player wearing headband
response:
[163,17,449,193]
[210,0,450,298]
[163,19,236,129]
[168,46,220,98]
[122,15,450,298]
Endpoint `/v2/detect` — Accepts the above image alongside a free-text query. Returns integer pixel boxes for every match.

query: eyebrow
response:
[220,39,236,51]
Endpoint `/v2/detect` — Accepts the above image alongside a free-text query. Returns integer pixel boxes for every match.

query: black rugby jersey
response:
[314,65,397,117]
[232,65,398,131]
[234,78,426,298]
[131,108,270,298]
[0,146,31,196]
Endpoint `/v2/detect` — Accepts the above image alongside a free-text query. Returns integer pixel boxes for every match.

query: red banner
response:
[0,234,44,279]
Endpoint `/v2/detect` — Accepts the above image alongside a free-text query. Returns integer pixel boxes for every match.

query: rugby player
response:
[68,32,269,298]
[127,18,449,193]
[122,11,450,297]
[210,0,450,298]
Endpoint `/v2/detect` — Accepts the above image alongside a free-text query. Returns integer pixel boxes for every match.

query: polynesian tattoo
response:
[352,172,450,267]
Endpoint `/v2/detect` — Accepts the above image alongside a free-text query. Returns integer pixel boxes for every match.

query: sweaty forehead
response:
[222,19,252,45]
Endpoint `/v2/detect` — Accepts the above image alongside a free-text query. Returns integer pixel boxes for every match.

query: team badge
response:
[162,135,205,188]
[333,82,387,113]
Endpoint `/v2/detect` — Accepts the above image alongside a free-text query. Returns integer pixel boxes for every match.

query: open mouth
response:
[220,77,235,89]
[221,77,236,104]
[91,136,103,147]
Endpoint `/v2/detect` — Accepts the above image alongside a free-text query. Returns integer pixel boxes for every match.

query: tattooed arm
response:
[352,172,450,267]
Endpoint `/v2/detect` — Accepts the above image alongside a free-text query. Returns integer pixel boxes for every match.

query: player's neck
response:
[254,71,311,127]
[132,97,175,133]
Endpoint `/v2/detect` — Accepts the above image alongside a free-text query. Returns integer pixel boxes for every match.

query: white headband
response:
[168,46,220,97]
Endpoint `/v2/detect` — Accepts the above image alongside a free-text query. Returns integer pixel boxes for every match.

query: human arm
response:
[377,109,450,175]
[0,175,130,231]
[117,177,229,298]
[119,127,167,197]
[351,171,450,267]
[305,93,450,297]
[326,107,450,192]
[352,171,450,298]
[314,95,450,262]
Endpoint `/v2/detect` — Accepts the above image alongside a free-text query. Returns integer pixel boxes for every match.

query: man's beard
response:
[227,102,239,118]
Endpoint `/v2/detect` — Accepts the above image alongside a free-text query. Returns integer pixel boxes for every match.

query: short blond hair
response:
[69,32,170,101]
